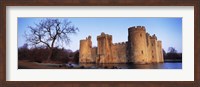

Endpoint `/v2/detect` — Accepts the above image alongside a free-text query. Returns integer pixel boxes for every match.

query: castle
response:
[79,26,164,64]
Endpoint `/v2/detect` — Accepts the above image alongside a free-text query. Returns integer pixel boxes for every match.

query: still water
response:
[78,63,182,69]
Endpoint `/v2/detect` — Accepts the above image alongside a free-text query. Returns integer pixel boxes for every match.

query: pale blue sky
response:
[18,18,182,53]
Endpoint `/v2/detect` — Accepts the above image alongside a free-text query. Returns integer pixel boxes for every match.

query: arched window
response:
[141,50,143,54]
[140,33,142,37]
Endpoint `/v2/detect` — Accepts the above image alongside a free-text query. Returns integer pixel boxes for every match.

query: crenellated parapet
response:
[113,41,127,46]
[80,36,91,43]
[149,34,157,40]
[97,32,112,40]
[128,26,146,32]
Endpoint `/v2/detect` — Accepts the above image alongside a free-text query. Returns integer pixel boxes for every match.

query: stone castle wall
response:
[79,26,164,64]
[91,47,97,63]
[112,42,128,63]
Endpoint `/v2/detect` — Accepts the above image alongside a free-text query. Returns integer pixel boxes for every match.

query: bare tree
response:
[25,18,79,62]
[168,47,177,53]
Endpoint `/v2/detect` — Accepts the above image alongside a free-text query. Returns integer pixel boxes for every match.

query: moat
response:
[18,60,182,69]
[74,62,182,69]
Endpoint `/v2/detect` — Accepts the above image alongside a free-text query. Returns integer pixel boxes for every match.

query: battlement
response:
[81,35,92,41]
[80,39,86,42]
[146,33,150,36]
[150,34,157,40]
[97,32,112,39]
[128,26,146,32]
[157,40,162,45]
[113,41,127,46]
[157,40,162,43]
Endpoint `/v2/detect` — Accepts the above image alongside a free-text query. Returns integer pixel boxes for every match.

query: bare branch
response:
[25,18,79,49]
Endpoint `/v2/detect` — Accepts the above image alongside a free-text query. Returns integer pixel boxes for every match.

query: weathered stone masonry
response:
[79,26,164,64]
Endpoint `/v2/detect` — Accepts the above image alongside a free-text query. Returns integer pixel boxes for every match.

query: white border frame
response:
[6,6,194,81]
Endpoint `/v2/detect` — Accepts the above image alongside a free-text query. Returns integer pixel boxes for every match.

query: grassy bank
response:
[18,60,66,69]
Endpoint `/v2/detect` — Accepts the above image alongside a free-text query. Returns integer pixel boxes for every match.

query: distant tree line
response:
[19,45,181,63]
[163,47,182,62]
[18,43,79,64]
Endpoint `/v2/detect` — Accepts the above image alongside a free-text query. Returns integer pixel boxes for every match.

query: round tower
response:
[128,26,148,64]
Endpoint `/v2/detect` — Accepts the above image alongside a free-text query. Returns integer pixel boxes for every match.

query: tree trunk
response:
[47,48,53,62]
